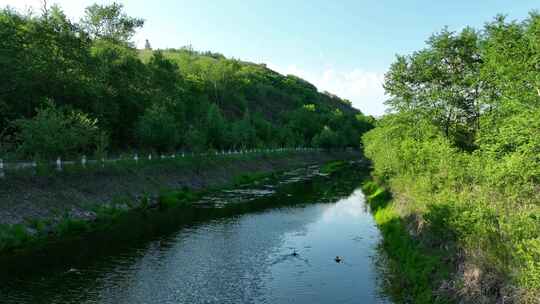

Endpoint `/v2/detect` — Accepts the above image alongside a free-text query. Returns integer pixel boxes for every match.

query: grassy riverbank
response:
[0,151,361,255]
[361,180,452,304]
[361,169,539,304]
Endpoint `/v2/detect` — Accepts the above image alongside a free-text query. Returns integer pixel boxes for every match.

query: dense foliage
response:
[363,12,540,302]
[0,3,373,159]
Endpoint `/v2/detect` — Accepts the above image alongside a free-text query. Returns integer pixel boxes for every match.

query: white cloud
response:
[267,63,387,116]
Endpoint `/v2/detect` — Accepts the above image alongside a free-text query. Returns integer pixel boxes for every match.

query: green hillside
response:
[0,4,373,159]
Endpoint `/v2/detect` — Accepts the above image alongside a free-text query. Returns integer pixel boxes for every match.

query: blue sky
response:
[2,0,538,115]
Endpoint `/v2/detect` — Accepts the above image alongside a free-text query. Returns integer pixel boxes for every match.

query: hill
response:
[0,4,373,159]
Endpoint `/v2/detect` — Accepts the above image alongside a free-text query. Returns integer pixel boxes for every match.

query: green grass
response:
[56,218,91,237]
[0,224,31,252]
[0,203,138,254]
[321,160,347,174]
[232,171,272,187]
[158,188,200,209]
[362,180,452,304]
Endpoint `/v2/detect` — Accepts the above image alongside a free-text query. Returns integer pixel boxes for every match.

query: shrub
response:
[312,126,341,150]
[136,104,181,152]
[14,101,101,160]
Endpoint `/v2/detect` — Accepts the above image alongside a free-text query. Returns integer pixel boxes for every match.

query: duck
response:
[334,256,342,263]
[292,250,298,257]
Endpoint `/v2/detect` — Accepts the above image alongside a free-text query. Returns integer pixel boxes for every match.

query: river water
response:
[0,164,392,304]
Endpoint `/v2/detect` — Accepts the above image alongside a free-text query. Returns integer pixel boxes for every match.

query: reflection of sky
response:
[321,189,372,221]
[2,188,391,304]
[266,189,391,304]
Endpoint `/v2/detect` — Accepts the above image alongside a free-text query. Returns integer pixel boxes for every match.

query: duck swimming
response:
[334,256,342,263]
[292,250,298,257]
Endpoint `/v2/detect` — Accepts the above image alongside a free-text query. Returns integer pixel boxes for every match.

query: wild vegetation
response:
[0,3,373,160]
[363,12,540,303]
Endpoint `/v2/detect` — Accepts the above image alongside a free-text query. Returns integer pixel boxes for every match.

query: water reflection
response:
[1,167,392,304]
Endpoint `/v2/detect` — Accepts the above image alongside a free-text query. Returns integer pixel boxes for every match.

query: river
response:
[0,163,392,304]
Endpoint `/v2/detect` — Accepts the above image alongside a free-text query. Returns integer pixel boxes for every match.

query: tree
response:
[205,103,227,149]
[312,126,340,150]
[81,3,144,44]
[230,112,256,148]
[286,104,322,146]
[0,6,94,133]
[384,27,482,150]
[185,127,206,153]
[15,101,101,159]
[135,104,180,152]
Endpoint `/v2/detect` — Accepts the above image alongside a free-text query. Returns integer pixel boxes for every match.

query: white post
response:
[148,154,152,161]
[82,155,87,168]
[56,157,62,171]
[0,159,4,179]
[134,153,139,163]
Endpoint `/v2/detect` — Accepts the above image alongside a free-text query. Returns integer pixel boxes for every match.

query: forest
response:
[363,12,540,302]
[0,3,373,160]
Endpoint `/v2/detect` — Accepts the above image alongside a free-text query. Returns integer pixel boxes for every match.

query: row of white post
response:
[0,148,320,178]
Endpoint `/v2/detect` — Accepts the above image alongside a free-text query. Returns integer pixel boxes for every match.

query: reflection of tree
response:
[2,164,368,303]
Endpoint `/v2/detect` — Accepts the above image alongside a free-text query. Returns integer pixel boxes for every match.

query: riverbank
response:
[361,174,540,304]
[0,151,361,254]
[361,176,539,304]
[361,180,452,304]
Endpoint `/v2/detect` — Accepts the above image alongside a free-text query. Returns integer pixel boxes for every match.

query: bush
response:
[136,104,181,152]
[312,126,341,150]
[15,101,101,160]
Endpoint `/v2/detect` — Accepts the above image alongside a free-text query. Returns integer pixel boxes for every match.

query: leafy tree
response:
[81,2,144,44]
[312,126,340,150]
[185,127,206,153]
[205,103,227,149]
[230,113,257,148]
[276,127,301,148]
[384,27,482,150]
[90,40,149,145]
[15,101,101,159]
[135,104,180,152]
[251,112,274,146]
[0,6,93,130]
[286,104,322,145]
